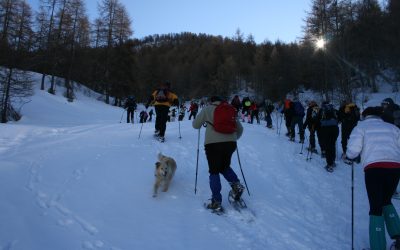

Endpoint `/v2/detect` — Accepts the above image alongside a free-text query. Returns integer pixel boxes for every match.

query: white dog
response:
[153,153,177,197]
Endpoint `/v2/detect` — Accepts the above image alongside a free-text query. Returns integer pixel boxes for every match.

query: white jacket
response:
[346,116,400,168]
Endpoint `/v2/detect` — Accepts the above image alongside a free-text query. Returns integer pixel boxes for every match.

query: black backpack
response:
[293,101,305,116]
[321,104,338,121]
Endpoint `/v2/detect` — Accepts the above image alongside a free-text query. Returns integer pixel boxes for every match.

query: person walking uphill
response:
[124,96,137,123]
[318,101,339,172]
[145,81,179,142]
[192,96,245,213]
[346,107,400,250]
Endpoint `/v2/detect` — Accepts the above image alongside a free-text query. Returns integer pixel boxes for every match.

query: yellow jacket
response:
[151,89,178,107]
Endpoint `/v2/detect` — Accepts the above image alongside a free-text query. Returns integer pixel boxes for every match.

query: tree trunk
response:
[1,68,13,123]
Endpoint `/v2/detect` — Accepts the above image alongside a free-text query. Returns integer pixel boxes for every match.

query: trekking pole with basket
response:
[138,122,144,139]
[306,135,313,161]
[236,146,250,196]
[194,128,201,194]
[351,160,355,250]
[178,99,182,139]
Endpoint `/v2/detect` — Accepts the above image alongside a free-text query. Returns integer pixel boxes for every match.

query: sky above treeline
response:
[28,0,315,44]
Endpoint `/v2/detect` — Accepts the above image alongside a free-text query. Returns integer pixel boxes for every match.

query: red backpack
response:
[212,101,237,134]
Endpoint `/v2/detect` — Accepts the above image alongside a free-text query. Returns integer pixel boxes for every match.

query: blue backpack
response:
[293,101,305,116]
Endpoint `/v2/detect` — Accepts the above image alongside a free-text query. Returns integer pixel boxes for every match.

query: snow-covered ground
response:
[1,76,399,250]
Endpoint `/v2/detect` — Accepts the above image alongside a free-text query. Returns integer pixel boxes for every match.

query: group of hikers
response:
[123,80,400,250]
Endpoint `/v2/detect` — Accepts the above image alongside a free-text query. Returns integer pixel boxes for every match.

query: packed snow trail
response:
[1,81,399,249]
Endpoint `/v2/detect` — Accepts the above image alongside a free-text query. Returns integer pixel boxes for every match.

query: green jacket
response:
[192,101,243,145]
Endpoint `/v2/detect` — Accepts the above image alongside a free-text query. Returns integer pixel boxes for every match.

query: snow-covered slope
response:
[1,77,399,250]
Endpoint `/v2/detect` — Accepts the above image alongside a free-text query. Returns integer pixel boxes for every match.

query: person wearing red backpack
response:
[192,96,244,213]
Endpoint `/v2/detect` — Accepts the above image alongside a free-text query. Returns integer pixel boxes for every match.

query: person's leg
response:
[382,169,400,239]
[309,129,316,149]
[158,106,169,137]
[365,169,386,250]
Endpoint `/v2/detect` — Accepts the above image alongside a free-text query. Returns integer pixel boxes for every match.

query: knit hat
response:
[362,106,383,118]
[382,98,394,106]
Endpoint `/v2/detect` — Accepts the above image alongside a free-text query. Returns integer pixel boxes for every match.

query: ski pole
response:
[194,128,200,194]
[178,102,182,139]
[351,160,355,250]
[306,135,312,161]
[138,121,144,139]
[119,109,125,123]
[236,147,250,196]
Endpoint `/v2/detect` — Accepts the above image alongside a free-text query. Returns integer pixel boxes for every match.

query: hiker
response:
[346,106,400,250]
[249,101,260,124]
[264,100,275,129]
[318,101,339,172]
[241,97,252,122]
[289,98,305,143]
[303,101,320,153]
[178,104,186,121]
[145,81,179,142]
[231,95,242,114]
[282,98,293,137]
[124,96,137,123]
[139,110,148,123]
[338,100,360,163]
[192,96,244,212]
[188,101,199,120]
[381,98,400,129]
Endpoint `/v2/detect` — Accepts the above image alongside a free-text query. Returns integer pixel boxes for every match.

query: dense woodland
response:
[0,0,399,122]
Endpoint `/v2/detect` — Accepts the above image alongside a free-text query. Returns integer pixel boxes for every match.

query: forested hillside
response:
[1,0,399,122]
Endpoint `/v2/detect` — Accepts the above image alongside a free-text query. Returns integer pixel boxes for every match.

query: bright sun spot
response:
[316,38,326,49]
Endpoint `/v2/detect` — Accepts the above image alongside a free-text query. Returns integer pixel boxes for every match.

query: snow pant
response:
[319,125,339,166]
[205,142,239,202]
[365,168,400,216]
[155,105,170,137]
[251,110,260,124]
[341,122,357,153]
[189,112,197,120]
[148,115,153,122]
[308,128,317,149]
[265,112,272,127]
[290,115,305,141]
[127,108,135,123]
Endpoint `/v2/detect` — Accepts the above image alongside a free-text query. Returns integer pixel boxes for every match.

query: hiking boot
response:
[230,182,245,201]
[158,136,165,143]
[206,199,222,211]
[154,130,160,135]
[289,137,295,142]
[343,157,353,165]
[325,165,334,172]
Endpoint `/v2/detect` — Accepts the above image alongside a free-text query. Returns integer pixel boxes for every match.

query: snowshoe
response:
[325,165,334,173]
[204,199,224,215]
[228,191,247,209]
[229,182,245,201]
